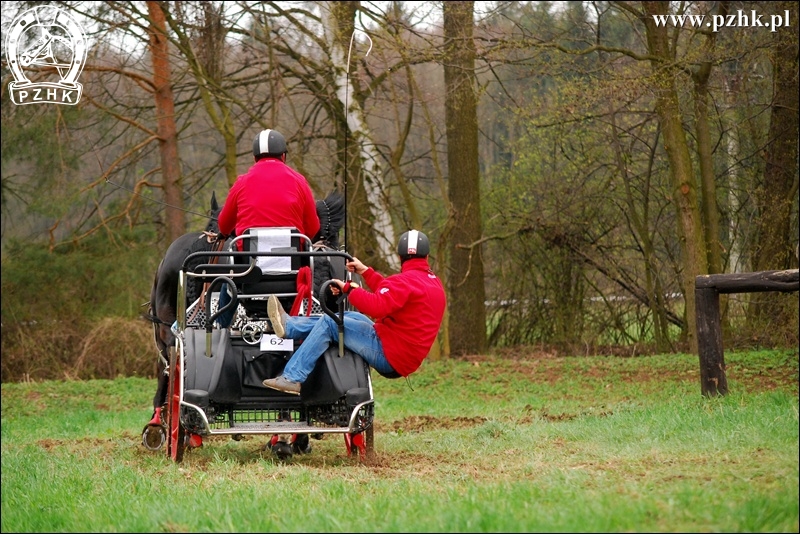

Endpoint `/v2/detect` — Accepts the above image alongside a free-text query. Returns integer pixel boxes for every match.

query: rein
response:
[187,232,226,324]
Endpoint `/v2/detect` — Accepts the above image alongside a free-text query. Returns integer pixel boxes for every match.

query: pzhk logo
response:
[6,5,87,105]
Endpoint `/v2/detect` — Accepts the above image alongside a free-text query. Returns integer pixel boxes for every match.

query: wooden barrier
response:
[695,269,799,396]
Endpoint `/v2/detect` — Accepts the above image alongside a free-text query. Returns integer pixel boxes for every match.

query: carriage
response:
[142,227,375,462]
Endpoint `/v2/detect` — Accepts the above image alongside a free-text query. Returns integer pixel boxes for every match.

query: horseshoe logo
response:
[6,5,88,105]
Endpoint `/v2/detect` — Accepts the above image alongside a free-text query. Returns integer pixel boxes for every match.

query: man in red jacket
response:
[262,230,446,394]
[217,128,320,245]
[215,128,321,327]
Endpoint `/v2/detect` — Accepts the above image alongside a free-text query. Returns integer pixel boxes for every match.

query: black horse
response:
[141,191,345,451]
[142,193,224,449]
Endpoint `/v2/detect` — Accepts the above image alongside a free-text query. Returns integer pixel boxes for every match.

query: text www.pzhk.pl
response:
[652,9,792,33]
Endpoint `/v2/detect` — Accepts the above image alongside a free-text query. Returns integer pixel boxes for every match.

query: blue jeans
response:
[282,311,396,382]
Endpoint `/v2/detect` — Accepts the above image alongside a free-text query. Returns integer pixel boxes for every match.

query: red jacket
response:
[217,158,320,247]
[348,258,447,376]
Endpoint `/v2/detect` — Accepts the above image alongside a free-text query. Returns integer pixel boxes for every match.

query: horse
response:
[142,192,224,450]
[141,190,346,452]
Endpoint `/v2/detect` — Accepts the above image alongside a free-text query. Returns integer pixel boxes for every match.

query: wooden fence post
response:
[695,287,728,397]
[694,269,798,398]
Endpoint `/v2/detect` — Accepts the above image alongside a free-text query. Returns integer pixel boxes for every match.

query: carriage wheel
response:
[364,425,375,460]
[343,432,367,462]
[165,346,186,462]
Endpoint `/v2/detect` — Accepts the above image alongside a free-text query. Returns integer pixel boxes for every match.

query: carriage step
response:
[209,421,345,434]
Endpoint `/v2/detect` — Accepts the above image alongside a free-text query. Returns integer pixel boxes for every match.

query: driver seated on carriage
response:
[214,128,321,328]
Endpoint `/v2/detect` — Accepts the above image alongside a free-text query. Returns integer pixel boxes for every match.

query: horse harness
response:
[186,231,227,324]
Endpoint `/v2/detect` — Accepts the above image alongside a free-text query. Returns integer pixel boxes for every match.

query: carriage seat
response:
[228,227,313,317]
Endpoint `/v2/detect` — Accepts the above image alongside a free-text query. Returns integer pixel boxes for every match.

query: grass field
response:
[1,348,797,532]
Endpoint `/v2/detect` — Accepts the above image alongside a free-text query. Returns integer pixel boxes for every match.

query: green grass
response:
[2,349,797,532]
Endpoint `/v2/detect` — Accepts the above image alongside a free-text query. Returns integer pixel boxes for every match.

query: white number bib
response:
[260,334,293,352]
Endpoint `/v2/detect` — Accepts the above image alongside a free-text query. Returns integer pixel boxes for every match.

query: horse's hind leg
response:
[150,321,171,423]
[143,357,169,451]
[150,358,169,424]
[143,322,170,451]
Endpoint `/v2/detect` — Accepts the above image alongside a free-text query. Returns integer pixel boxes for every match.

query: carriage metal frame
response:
[151,229,375,463]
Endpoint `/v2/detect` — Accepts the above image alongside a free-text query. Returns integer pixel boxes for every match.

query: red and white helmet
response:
[397,229,430,260]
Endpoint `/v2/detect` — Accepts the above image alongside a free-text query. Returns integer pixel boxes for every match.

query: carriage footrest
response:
[214,421,338,433]
[185,400,374,435]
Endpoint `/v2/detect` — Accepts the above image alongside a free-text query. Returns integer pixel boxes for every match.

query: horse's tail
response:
[315,191,345,249]
[141,308,169,326]
[141,312,158,324]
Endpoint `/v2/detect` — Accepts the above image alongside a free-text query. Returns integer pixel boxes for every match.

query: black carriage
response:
[144,228,374,462]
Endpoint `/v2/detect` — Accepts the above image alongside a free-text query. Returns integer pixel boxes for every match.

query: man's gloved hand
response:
[342,281,360,294]
[330,279,359,296]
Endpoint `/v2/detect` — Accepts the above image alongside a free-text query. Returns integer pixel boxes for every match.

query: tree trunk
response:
[641,1,709,353]
[750,0,799,328]
[691,6,724,277]
[147,1,184,243]
[163,3,238,187]
[443,1,487,355]
[723,72,744,274]
[752,0,799,273]
[326,1,397,273]
[692,1,728,336]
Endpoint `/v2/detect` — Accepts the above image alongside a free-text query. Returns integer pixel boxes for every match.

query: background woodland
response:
[1,1,798,382]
